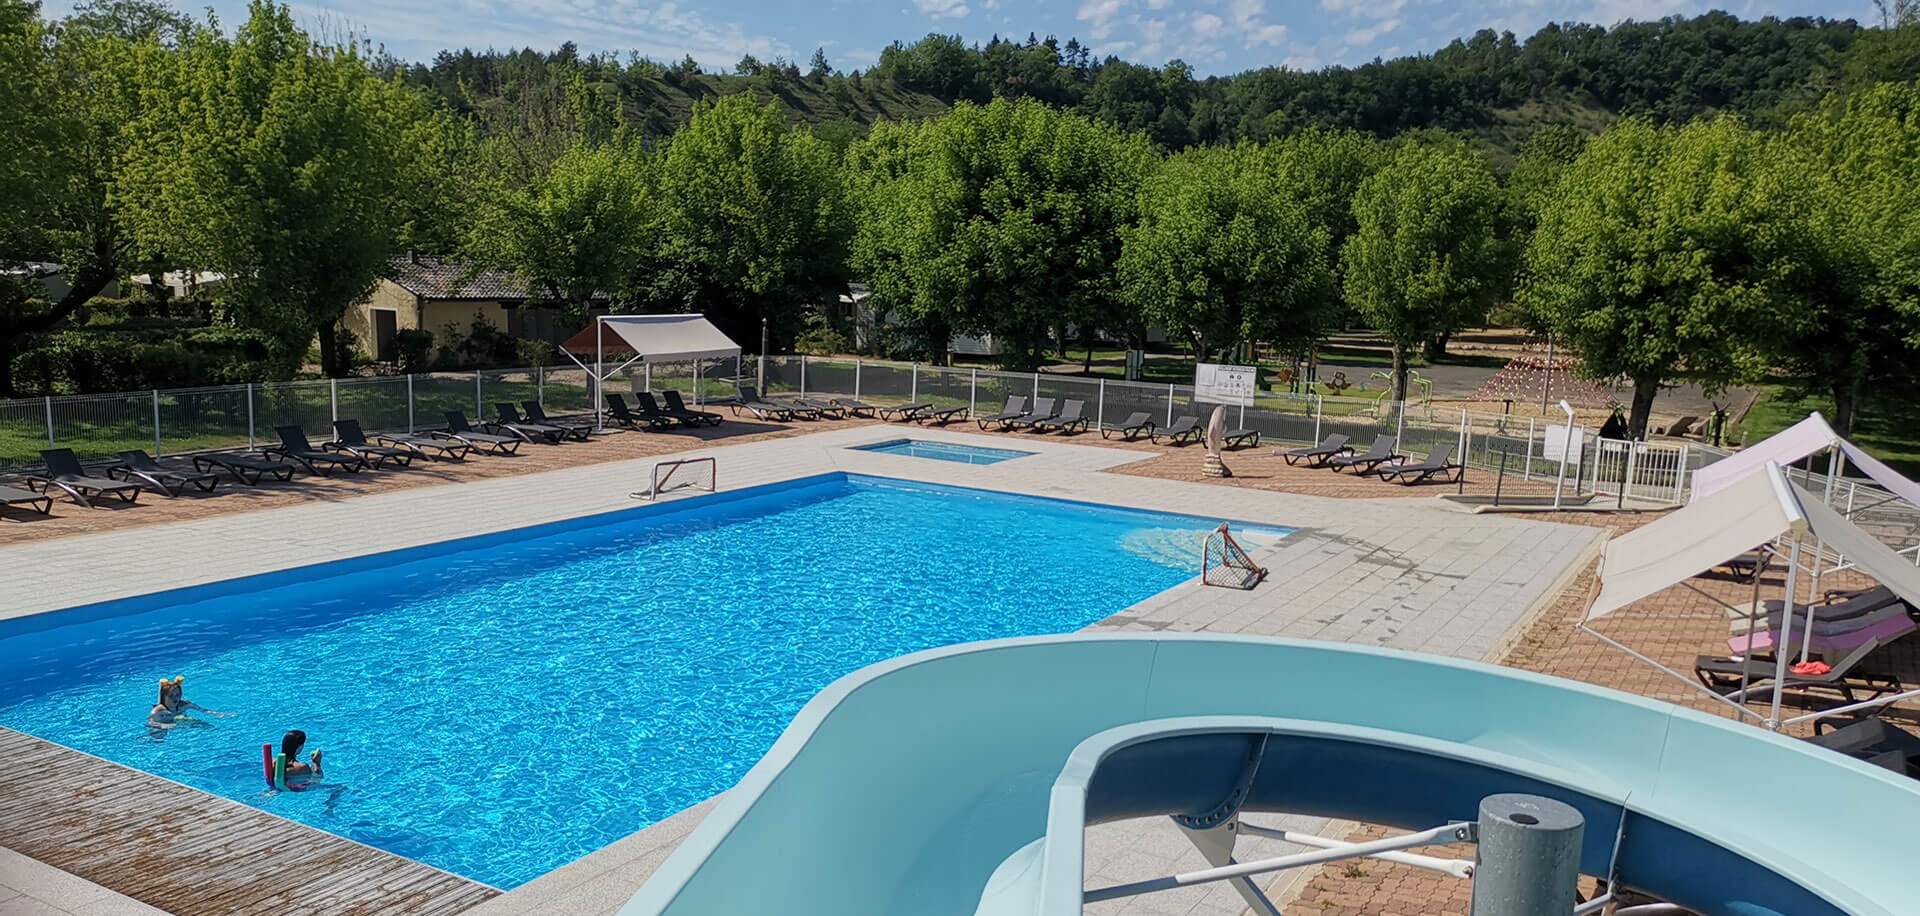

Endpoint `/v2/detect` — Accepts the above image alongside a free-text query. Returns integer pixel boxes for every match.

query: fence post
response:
[644,363,651,394]
[330,378,339,425]
[1167,383,1176,427]
[45,395,54,447]
[799,356,807,397]
[1673,444,1689,503]
[407,374,416,433]
[1395,398,1405,444]
[911,363,920,404]
[1312,394,1322,445]
[152,389,162,457]
[1458,408,1468,461]
[969,368,977,417]
[246,383,255,449]
[1621,443,1637,509]
[854,359,862,403]
[474,372,482,418]
[537,366,544,409]
[1098,379,1106,428]
[1524,417,1536,480]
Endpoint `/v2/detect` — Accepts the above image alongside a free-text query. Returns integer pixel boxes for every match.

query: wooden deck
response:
[0,727,499,915]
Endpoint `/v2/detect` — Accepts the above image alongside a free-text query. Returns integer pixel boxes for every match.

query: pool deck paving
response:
[0,424,1604,915]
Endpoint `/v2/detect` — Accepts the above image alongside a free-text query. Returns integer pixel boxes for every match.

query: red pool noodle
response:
[261,743,274,789]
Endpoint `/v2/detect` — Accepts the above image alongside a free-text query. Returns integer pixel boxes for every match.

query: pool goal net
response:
[1201,523,1267,590]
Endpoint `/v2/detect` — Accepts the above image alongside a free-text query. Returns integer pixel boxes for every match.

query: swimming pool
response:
[0,474,1288,888]
[851,438,1035,464]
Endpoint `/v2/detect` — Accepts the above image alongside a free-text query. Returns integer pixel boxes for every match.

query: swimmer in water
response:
[146,676,232,737]
[280,729,324,786]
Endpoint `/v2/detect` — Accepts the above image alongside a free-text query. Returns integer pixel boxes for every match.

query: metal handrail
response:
[633,456,716,501]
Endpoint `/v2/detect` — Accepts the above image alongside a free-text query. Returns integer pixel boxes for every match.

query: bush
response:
[393,329,434,373]
[432,315,521,369]
[794,314,852,356]
[9,326,289,394]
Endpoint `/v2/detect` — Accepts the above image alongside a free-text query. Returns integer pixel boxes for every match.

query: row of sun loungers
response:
[1277,434,1464,485]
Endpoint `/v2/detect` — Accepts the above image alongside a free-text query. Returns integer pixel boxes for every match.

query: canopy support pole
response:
[595,318,604,432]
[1767,537,1806,729]
[1577,625,1761,721]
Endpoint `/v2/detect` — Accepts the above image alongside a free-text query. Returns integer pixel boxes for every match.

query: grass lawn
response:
[1737,385,1920,476]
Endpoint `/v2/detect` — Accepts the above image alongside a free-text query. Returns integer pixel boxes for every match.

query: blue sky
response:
[45,0,1881,75]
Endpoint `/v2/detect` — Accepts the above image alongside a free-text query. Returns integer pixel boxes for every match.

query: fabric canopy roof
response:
[1690,412,1920,510]
[1588,462,1920,621]
[559,314,740,365]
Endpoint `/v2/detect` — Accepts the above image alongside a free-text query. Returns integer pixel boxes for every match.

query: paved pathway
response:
[0,426,1601,915]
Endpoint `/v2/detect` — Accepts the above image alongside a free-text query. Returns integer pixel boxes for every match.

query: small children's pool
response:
[0,473,1287,888]
[852,438,1034,465]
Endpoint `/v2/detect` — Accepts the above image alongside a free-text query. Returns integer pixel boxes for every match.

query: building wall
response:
[341,279,419,347]
[421,300,511,340]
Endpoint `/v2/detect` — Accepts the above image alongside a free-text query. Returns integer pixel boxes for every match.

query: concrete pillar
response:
[1471,794,1583,916]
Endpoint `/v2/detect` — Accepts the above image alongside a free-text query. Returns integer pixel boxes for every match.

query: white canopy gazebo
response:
[558,315,742,428]
[1586,460,1920,729]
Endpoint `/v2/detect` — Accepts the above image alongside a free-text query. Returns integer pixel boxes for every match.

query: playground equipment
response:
[620,634,1920,916]
[1369,368,1431,416]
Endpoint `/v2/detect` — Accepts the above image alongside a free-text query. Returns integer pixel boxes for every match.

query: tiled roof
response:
[385,255,530,301]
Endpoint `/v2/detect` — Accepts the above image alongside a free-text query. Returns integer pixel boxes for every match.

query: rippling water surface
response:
[0,474,1286,887]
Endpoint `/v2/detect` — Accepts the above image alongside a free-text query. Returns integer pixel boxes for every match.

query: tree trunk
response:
[1422,331,1450,363]
[1831,369,1865,439]
[318,320,341,378]
[0,334,14,398]
[1390,341,1409,403]
[1627,375,1660,440]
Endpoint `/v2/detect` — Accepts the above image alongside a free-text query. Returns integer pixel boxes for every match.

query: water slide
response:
[620,635,1920,915]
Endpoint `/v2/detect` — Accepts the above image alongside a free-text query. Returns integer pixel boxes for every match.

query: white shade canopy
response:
[1691,412,1920,510]
[1588,462,1920,621]
[562,314,741,365]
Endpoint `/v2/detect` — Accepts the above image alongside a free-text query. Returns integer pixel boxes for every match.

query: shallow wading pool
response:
[0,473,1288,888]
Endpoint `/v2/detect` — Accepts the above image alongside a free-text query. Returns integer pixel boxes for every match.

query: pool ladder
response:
[633,456,717,501]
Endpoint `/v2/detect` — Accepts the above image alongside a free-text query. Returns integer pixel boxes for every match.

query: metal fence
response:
[0,354,1727,507]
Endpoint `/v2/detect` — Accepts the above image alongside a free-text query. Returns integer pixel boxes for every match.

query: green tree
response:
[468,137,649,321]
[1768,83,1920,435]
[808,47,831,80]
[117,1,445,376]
[640,93,851,347]
[1342,140,1507,403]
[1520,117,1801,437]
[1119,145,1334,361]
[848,97,1155,368]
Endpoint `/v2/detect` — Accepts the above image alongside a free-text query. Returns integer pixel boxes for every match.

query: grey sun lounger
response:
[341,419,471,461]
[918,405,969,425]
[1714,549,1774,583]
[30,448,144,507]
[1035,400,1089,433]
[1152,415,1203,445]
[1101,412,1155,441]
[192,451,295,484]
[1007,398,1058,430]
[1222,428,1260,449]
[731,388,796,422]
[831,398,880,418]
[438,412,525,454]
[1696,636,1905,707]
[1807,718,1920,775]
[605,393,673,430]
[795,397,848,419]
[1739,587,1899,629]
[663,391,725,426]
[1280,434,1352,467]
[491,404,569,443]
[265,426,366,475]
[108,449,220,496]
[641,391,721,428]
[977,396,1029,430]
[521,401,597,439]
[0,483,54,516]
[1327,436,1403,475]
[879,402,929,421]
[1380,443,1463,484]
[325,420,417,468]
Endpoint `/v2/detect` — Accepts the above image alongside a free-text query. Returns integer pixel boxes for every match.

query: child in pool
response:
[146,676,232,737]
[280,729,325,786]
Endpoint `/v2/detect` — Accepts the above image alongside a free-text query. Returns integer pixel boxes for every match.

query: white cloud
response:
[914,0,970,19]
[1191,12,1225,37]
[1077,0,1128,29]
[1318,0,1408,19]
[1343,16,1402,45]
[1144,0,1169,8]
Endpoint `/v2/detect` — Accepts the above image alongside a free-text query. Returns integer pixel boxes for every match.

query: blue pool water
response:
[0,474,1286,888]
[851,438,1034,464]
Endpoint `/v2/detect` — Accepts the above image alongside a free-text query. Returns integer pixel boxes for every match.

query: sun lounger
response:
[1713,549,1774,583]
[264,426,365,475]
[730,388,796,421]
[1696,636,1905,707]
[918,405,968,426]
[879,402,929,422]
[1729,586,1901,631]
[499,402,583,441]
[521,401,598,439]
[830,398,880,418]
[604,393,672,430]
[1007,398,1058,430]
[636,392,716,427]
[29,448,144,507]
[977,396,1029,430]
[1279,434,1352,467]
[663,391,725,426]
[0,483,53,517]
[326,420,417,469]
[1380,442,1463,484]
[192,451,295,484]
[436,412,524,455]
[1035,400,1089,433]
[1222,428,1260,449]
[1152,415,1203,445]
[1101,412,1155,441]
[107,450,220,496]
[1807,718,1920,775]
[1728,606,1916,656]
[491,404,568,443]
[1327,436,1403,475]
[344,420,471,461]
